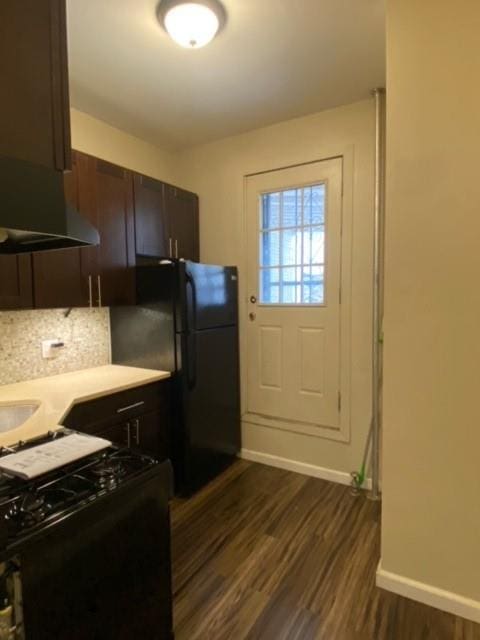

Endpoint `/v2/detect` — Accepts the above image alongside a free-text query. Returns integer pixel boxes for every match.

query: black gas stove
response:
[0,428,174,639]
[0,429,160,549]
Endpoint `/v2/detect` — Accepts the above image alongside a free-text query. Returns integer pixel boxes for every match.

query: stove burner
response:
[90,459,126,488]
[22,493,45,513]
[0,435,157,543]
[7,492,47,529]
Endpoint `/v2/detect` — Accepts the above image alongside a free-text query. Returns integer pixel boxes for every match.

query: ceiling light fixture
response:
[157,0,226,49]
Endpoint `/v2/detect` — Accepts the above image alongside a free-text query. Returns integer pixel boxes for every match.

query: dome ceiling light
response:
[157,0,226,49]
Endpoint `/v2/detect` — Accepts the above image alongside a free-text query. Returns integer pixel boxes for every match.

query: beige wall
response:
[176,99,375,475]
[71,108,177,184]
[381,0,480,603]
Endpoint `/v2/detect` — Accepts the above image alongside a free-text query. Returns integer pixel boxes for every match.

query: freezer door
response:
[178,325,241,494]
[183,261,238,331]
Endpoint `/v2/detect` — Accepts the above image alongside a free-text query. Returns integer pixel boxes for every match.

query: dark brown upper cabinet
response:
[133,176,199,262]
[31,152,136,309]
[0,144,200,310]
[0,255,33,310]
[133,174,168,257]
[32,152,90,309]
[0,0,71,171]
[164,185,200,262]
[89,157,136,307]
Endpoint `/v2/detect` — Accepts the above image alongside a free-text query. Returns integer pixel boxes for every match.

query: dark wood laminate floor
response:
[171,460,480,640]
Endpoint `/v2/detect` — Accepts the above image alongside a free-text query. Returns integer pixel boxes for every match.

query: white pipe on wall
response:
[369,87,386,501]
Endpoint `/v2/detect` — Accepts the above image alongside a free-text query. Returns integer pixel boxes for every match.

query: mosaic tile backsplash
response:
[0,308,111,385]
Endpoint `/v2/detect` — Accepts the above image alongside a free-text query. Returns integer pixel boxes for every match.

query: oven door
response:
[18,461,173,640]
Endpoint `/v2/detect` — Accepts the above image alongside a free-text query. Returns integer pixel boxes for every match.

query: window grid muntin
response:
[260,265,324,305]
[260,225,325,268]
[259,183,326,305]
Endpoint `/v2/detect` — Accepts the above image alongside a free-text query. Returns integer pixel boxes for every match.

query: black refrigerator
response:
[110,260,241,495]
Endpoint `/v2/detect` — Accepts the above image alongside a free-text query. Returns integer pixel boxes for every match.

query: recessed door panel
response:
[299,327,325,395]
[259,326,282,389]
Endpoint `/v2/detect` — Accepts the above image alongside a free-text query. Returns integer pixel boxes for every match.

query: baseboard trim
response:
[239,448,372,489]
[376,561,480,624]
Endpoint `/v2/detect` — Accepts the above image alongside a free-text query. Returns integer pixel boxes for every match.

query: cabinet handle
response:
[169,237,173,258]
[134,418,140,445]
[175,239,179,258]
[97,275,102,307]
[116,401,145,414]
[88,275,93,308]
[125,422,131,448]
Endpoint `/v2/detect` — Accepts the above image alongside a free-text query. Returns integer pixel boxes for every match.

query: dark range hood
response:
[0,155,99,254]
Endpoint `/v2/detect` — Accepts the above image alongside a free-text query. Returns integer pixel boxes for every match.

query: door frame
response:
[240,146,354,443]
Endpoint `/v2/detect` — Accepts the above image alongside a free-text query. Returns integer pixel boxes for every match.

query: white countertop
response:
[0,365,171,447]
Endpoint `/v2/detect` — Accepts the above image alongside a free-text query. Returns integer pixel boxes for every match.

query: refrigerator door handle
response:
[185,270,197,334]
[185,272,197,390]
[186,332,197,390]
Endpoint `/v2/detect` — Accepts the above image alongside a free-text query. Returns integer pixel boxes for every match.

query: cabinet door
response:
[96,412,168,458]
[89,158,135,306]
[0,255,33,310]
[0,0,71,170]
[133,174,169,258]
[131,410,169,461]
[97,421,130,448]
[32,152,89,308]
[164,185,199,262]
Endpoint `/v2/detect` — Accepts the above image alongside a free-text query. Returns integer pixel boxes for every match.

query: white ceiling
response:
[67,0,385,151]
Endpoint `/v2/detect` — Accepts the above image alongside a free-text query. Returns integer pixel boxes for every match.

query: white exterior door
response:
[246,158,343,432]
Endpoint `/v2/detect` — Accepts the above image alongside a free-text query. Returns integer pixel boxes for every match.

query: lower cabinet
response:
[63,380,171,462]
[96,410,168,460]
[126,410,168,459]
[94,421,130,448]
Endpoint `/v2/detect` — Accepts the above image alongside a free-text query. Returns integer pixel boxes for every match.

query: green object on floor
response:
[351,418,373,490]
[356,463,367,488]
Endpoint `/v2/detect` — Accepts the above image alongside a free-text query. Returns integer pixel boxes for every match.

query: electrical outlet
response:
[41,339,65,360]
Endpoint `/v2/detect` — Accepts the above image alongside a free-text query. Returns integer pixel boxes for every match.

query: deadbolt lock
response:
[250,295,257,304]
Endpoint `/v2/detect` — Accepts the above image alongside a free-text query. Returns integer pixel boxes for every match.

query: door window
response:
[259,184,326,305]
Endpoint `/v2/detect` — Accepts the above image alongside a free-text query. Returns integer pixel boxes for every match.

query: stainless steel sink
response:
[0,403,39,432]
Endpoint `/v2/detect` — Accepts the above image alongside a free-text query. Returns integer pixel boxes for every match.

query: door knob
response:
[249,312,256,321]
[250,295,257,304]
